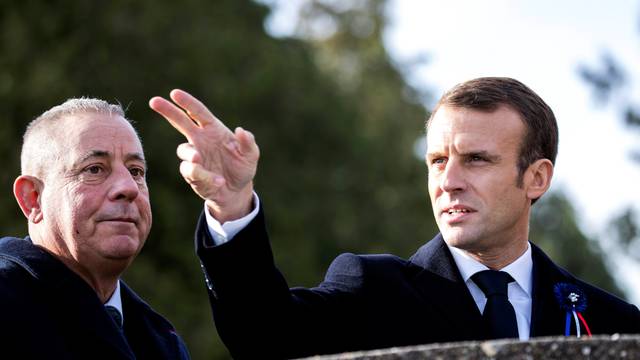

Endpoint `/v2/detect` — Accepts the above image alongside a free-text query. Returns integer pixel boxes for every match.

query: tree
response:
[0,1,429,358]
[578,31,640,263]
[290,0,625,296]
[530,192,624,296]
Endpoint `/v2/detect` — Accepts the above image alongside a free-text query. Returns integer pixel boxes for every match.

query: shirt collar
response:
[448,242,533,296]
[104,280,123,319]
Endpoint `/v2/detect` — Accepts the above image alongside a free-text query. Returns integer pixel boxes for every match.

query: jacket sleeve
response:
[195,206,368,359]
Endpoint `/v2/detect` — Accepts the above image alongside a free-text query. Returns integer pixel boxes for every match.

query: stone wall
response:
[303,334,640,359]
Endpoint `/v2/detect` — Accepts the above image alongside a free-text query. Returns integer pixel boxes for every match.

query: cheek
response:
[68,194,95,233]
[66,182,104,223]
[137,195,152,226]
[476,169,519,196]
[427,176,439,196]
[490,181,528,216]
[427,181,439,210]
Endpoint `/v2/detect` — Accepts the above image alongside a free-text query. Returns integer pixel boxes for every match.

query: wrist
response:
[206,184,254,223]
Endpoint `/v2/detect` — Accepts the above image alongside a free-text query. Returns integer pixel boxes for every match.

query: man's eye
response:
[85,165,104,174]
[470,155,485,162]
[130,167,145,178]
[432,158,446,165]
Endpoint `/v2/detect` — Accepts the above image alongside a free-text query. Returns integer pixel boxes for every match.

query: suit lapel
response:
[121,282,183,359]
[408,234,486,340]
[404,236,578,340]
[529,242,573,337]
[56,281,134,358]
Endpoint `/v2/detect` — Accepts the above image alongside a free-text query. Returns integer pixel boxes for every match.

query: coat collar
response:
[0,236,75,287]
[529,242,575,337]
[408,234,575,339]
[408,234,487,340]
[0,236,135,358]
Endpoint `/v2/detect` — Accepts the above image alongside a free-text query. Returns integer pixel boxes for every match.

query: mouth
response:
[441,205,475,214]
[440,205,476,223]
[446,208,470,215]
[99,217,138,225]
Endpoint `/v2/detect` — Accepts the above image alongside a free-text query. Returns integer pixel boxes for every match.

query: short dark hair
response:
[428,77,558,188]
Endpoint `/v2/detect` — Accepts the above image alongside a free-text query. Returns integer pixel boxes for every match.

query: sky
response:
[382,0,640,302]
[261,0,640,303]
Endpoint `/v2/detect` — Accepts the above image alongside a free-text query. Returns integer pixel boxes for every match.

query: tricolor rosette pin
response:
[553,283,592,337]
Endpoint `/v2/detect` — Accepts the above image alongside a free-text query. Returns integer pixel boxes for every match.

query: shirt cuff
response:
[203,192,260,247]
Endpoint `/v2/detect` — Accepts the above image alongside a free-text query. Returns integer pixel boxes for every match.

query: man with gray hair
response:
[0,98,190,359]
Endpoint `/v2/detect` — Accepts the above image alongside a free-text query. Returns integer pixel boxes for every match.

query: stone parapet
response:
[302,334,640,359]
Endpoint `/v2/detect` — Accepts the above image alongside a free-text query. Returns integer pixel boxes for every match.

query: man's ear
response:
[525,158,554,201]
[14,175,44,223]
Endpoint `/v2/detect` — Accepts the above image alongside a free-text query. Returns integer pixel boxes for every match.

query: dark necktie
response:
[105,305,123,329]
[472,270,519,339]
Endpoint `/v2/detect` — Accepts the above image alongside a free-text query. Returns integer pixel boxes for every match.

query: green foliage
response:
[579,26,640,263]
[609,207,640,259]
[1,0,429,358]
[531,192,624,297]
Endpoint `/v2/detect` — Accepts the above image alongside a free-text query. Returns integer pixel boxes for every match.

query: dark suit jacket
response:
[0,237,190,360]
[196,208,640,359]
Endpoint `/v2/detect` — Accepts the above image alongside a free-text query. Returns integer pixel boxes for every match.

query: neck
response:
[76,270,119,303]
[56,253,121,303]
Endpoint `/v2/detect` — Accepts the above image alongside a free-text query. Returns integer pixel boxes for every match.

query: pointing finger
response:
[149,96,197,142]
[170,89,219,127]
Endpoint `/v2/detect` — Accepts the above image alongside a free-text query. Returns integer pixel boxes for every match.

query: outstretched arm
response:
[149,90,259,223]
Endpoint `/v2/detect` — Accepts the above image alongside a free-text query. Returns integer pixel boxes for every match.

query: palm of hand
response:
[150,89,259,220]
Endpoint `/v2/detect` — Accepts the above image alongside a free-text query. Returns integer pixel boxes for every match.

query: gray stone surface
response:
[302,334,640,359]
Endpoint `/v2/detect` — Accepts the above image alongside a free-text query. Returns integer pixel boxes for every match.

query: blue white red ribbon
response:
[554,283,592,337]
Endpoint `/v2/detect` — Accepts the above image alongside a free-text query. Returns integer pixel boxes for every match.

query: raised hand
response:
[149,89,259,222]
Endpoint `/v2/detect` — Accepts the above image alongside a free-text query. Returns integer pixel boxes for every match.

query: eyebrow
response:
[74,150,147,168]
[425,150,502,161]
[463,150,501,162]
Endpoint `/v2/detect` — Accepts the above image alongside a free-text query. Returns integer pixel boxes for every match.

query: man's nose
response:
[108,166,140,201]
[440,161,467,193]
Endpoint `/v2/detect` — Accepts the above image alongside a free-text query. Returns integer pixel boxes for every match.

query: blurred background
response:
[1,0,639,358]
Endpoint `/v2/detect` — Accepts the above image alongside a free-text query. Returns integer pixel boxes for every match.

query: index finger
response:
[170,89,220,127]
[149,96,197,142]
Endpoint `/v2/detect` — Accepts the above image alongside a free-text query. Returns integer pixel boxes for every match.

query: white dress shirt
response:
[203,193,533,340]
[448,244,533,340]
[204,192,260,247]
[104,280,123,323]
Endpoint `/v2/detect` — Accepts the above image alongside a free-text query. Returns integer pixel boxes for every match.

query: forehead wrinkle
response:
[428,105,524,160]
[74,150,146,165]
[68,150,111,171]
[78,150,110,162]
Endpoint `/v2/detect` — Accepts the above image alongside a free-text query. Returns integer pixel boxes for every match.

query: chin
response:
[102,236,143,260]
[440,227,479,250]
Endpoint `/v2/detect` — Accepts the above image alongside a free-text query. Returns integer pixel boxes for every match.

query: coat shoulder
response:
[0,237,36,283]
[532,242,640,333]
[579,279,640,334]
[576,278,640,320]
[322,252,418,292]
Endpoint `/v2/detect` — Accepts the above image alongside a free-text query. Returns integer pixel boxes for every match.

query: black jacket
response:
[0,237,190,360]
[197,207,640,359]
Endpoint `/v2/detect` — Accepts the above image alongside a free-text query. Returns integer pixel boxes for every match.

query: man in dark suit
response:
[0,99,190,359]
[151,77,640,359]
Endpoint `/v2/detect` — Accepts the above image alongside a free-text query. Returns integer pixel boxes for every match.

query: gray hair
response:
[21,98,132,177]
